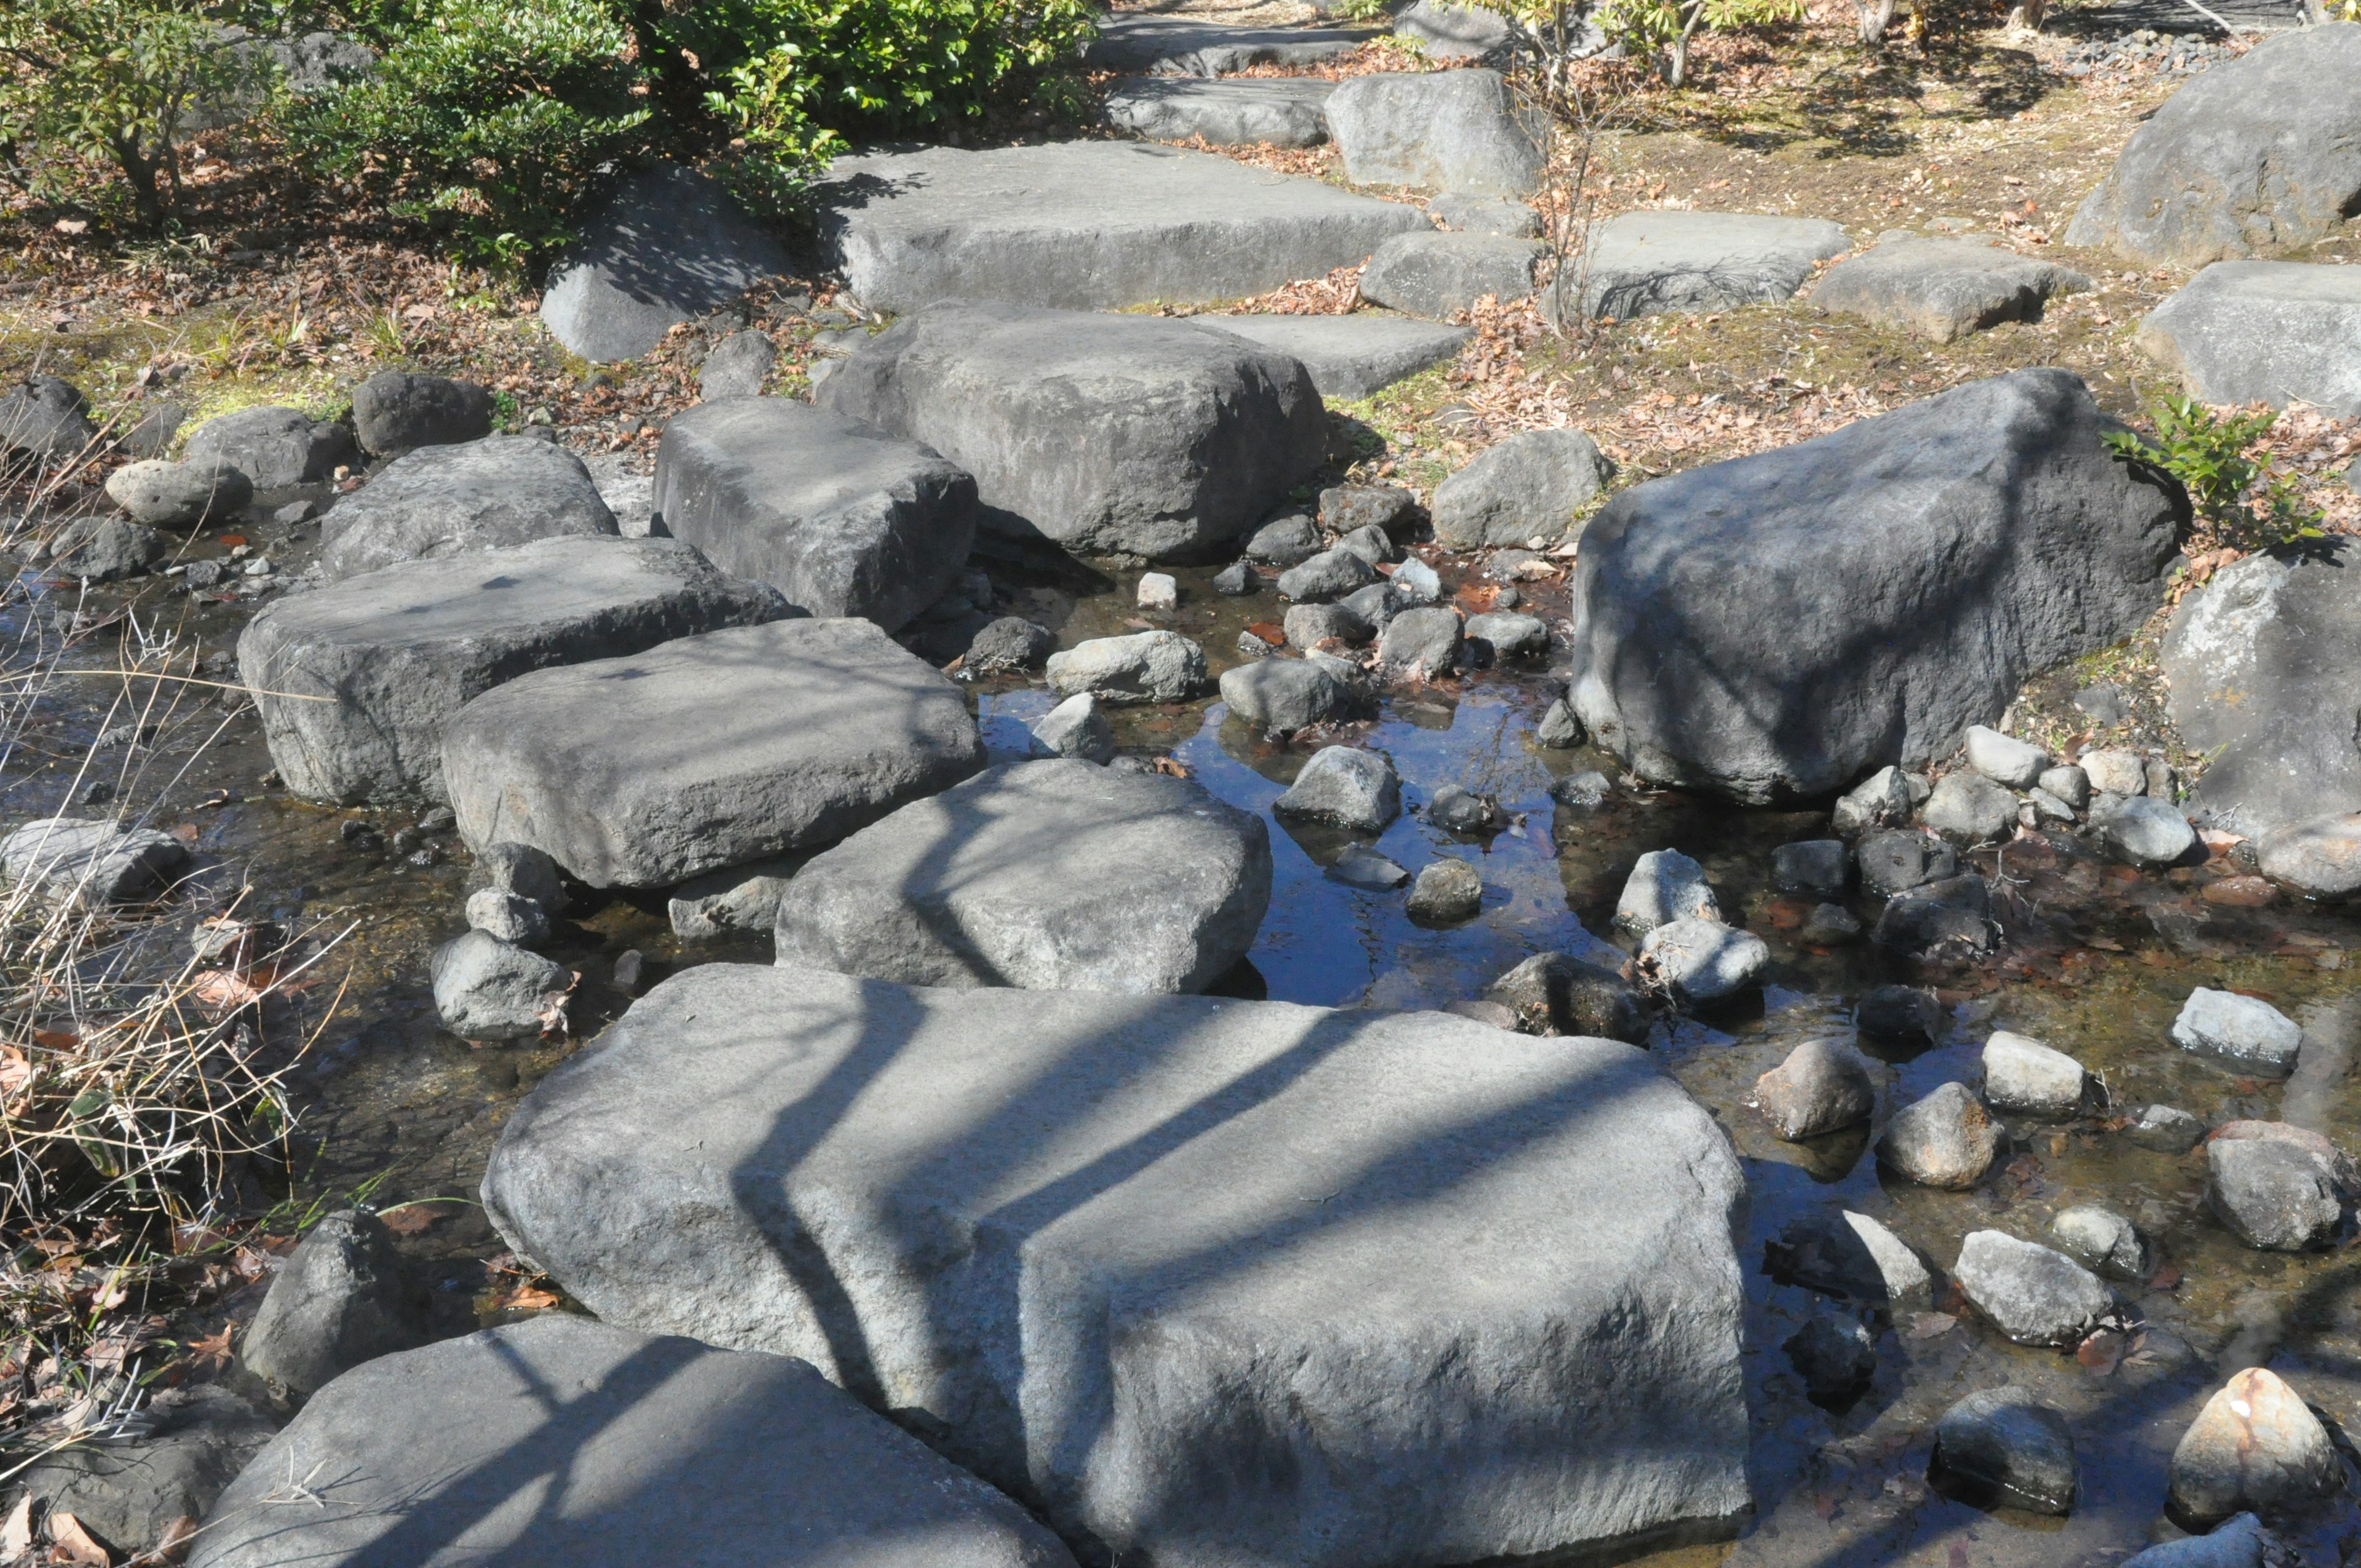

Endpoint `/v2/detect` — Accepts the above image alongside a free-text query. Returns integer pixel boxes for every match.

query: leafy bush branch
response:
[2102,394,2327,555]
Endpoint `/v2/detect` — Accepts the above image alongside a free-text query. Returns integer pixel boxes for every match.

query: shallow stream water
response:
[10,533,2361,1567]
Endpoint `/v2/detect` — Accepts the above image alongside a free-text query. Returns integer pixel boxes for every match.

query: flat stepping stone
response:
[1394,0,1516,56]
[817,141,1424,314]
[774,758,1270,993]
[539,163,787,363]
[1559,211,1849,322]
[1082,14,1372,72]
[1811,237,2091,342]
[653,398,977,631]
[483,963,1750,1568]
[1326,67,1544,197]
[1195,314,1468,398]
[239,537,785,806]
[441,618,984,887]
[319,435,618,581]
[820,301,1325,561]
[1360,230,1542,319]
[188,1315,1076,1568]
[2138,261,2361,416]
[1104,76,1335,147]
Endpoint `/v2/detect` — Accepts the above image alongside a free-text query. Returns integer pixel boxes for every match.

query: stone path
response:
[1102,76,1336,146]
[1194,314,1470,399]
[1081,12,1374,73]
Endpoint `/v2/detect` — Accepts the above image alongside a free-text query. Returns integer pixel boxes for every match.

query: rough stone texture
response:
[2167,1368,2342,1527]
[1922,771,2019,845]
[669,857,801,941]
[1763,1211,1933,1312]
[1082,14,1372,73]
[1220,655,1358,733]
[1323,69,1544,197]
[480,963,1753,1568]
[2138,262,2361,416]
[1248,513,1323,565]
[1638,919,1769,1006]
[430,930,571,1040]
[239,537,784,804]
[2123,1516,2269,1568]
[1359,231,1543,319]
[1046,631,1207,705]
[2092,793,2199,867]
[1982,1031,2087,1117]
[1873,873,1993,958]
[22,1386,274,1562]
[1562,370,2181,803]
[773,760,1270,994]
[1771,839,1849,897]
[1877,1082,2001,1189]
[1273,745,1401,831]
[2063,25,2361,267]
[1811,239,2090,342]
[2163,539,2361,841]
[2040,764,2091,810]
[967,617,1056,674]
[2052,1205,2153,1280]
[1559,212,1851,322]
[2173,988,2303,1075]
[1278,547,1381,604]
[1,817,189,906]
[2258,811,2361,898]
[240,1210,429,1400]
[191,1315,1078,1568]
[2130,1104,2208,1154]
[820,301,1325,561]
[1329,845,1409,889]
[539,164,787,363]
[472,841,564,913]
[1431,428,1612,549]
[1754,1037,1875,1141]
[1616,848,1719,932]
[816,141,1425,315]
[467,887,550,945]
[699,331,777,400]
[1394,0,1514,57]
[51,517,168,581]
[1484,952,1647,1043]
[121,400,185,459]
[653,398,976,632]
[1832,766,1914,835]
[1930,1388,2078,1513]
[106,458,251,527]
[1196,315,1469,400]
[1953,1230,2112,1347]
[320,436,619,582]
[1104,76,1336,148]
[1465,610,1547,659]
[182,403,356,491]
[350,370,494,456]
[0,375,97,459]
[1031,693,1115,764]
[1377,604,1463,679]
[442,619,985,888]
[1964,725,2049,788]
[2207,1136,2343,1250]
[1431,194,1541,236]
[1406,857,1484,923]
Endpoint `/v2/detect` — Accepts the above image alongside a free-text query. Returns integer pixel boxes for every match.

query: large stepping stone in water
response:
[652,398,977,631]
[239,537,785,806]
[1324,67,1545,197]
[1555,211,1849,322]
[1194,313,1469,398]
[319,435,618,581]
[482,964,1750,1568]
[1081,14,1372,73]
[1811,237,2091,342]
[441,618,984,887]
[774,758,1270,993]
[1562,369,2181,803]
[187,1315,1077,1568]
[1104,76,1335,148]
[2065,25,2361,266]
[819,301,1325,561]
[2137,261,2361,416]
[2163,536,2361,849]
[539,164,788,363]
[816,142,1425,315]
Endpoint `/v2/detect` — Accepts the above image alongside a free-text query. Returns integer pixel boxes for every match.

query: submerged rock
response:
[2173,988,2303,1076]
[1,817,190,907]
[1763,1210,1933,1312]
[1929,1387,2078,1513]
[1786,1313,1877,1408]
[2129,1103,2208,1154]
[22,1386,274,1563]
[1483,951,1648,1043]
[1615,848,1718,933]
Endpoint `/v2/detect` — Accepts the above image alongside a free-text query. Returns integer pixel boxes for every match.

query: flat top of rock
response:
[245,536,773,647]
[2154,258,2361,307]
[1083,13,1375,68]
[1819,236,2087,283]
[189,1314,1075,1568]
[1104,74,1340,103]
[1588,210,1851,263]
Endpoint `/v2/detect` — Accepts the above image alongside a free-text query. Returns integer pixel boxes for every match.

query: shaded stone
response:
[1,817,189,907]
[349,370,494,456]
[1376,604,1462,679]
[1929,1387,2078,1513]
[2123,1516,2269,1568]
[1857,828,1957,895]
[1279,547,1381,604]
[1858,984,1943,1050]
[2130,1104,2207,1154]
[0,375,97,459]
[670,857,801,941]
[966,617,1055,674]
[239,1210,429,1401]
[1873,873,1993,958]
[51,517,168,581]
[1764,1210,1932,1313]
[1484,951,1647,1043]
[1247,512,1323,566]
[1285,602,1372,649]
[2040,764,2091,810]
[1832,766,1914,836]
[1953,1230,2111,1347]
[1773,839,1849,897]
[1329,844,1410,889]
[1359,231,1542,319]
[183,404,354,491]
[539,164,786,363]
[1786,1313,1876,1408]
[1465,610,1546,659]
[1877,1082,2001,1189]
[22,1387,274,1562]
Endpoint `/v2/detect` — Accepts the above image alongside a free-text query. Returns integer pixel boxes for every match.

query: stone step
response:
[817,141,1425,314]
[1081,14,1374,73]
[189,1315,1076,1568]
[1555,210,1850,323]
[1193,312,1469,398]
[482,962,1751,1568]
[1103,75,1335,148]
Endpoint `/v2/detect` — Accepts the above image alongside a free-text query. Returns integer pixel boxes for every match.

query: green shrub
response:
[2102,393,2325,555]
[0,0,277,229]
[279,0,651,264]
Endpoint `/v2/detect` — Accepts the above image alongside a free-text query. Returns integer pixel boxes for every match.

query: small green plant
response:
[2103,393,2326,553]
[1462,0,1803,87]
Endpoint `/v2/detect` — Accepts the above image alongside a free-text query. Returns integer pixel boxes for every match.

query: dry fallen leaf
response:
[378,1203,448,1237]
[2076,1327,2125,1377]
[1,1495,32,1562]
[488,1284,560,1313]
[1151,758,1191,780]
[49,1511,111,1567]
[1905,1312,1956,1340]
[136,1516,198,1566]
[189,970,262,1011]
[182,1326,233,1374]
